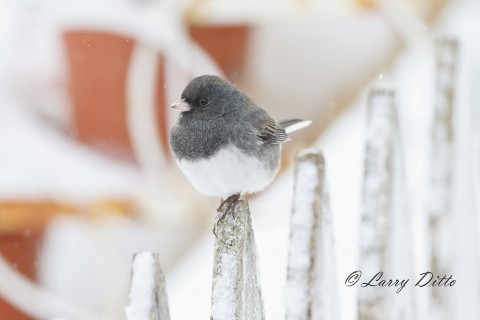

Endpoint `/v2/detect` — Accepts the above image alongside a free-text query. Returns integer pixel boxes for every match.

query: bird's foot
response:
[216,193,240,213]
[213,193,240,237]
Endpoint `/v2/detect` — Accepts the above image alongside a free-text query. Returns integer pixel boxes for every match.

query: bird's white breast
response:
[176,145,278,198]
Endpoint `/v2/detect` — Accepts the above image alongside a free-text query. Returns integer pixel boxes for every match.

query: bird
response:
[169,75,311,228]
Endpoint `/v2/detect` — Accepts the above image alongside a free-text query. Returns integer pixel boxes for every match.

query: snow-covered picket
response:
[211,200,264,320]
[357,88,416,320]
[357,88,397,320]
[427,37,458,320]
[125,252,170,320]
[285,150,339,320]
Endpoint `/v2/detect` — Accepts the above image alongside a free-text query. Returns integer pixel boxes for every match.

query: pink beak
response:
[171,99,192,112]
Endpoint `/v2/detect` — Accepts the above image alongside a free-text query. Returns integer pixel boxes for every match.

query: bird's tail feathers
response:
[279,119,312,134]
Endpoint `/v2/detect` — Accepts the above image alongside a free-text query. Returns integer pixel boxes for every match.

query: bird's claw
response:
[213,193,240,237]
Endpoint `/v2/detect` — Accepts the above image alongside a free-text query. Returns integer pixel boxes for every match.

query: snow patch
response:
[125,252,156,320]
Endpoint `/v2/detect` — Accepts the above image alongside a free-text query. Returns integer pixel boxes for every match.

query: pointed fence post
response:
[211,200,264,320]
[427,37,458,320]
[285,149,339,320]
[125,252,171,320]
[358,88,415,320]
[358,88,395,320]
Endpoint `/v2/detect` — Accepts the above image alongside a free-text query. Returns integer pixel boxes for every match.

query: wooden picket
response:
[211,200,265,320]
[285,149,339,320]
[357,88,397,320]
[357,87,416,320]
[125,252,170,320]
[427,37,458,320]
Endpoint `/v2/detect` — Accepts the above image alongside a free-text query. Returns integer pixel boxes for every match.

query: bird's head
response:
[171,75,243,119]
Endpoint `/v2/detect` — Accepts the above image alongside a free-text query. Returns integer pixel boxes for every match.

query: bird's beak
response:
[171,99,192,112]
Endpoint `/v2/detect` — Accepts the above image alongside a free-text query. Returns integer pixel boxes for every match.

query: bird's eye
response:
[199,97,208,106]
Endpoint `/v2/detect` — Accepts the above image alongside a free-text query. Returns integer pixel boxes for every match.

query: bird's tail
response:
[279,119,312,134]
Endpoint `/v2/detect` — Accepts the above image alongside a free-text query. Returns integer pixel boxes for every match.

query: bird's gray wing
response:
[244,104,289,145]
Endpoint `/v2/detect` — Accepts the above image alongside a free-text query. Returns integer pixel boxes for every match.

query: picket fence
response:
[125,37,464,320]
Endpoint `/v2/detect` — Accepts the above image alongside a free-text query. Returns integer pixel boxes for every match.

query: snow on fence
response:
[210,200,265,320]
[125,252,170,320]
[358,88,395,319]
[285,150,339,320]
[125,42,462,318]
[427,37,458,320]
[125,149,338,320]
[358,88,415,320]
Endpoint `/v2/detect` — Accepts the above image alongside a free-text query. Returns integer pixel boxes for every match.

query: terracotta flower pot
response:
[0,201,75,320]
[63,32,169,164]
[61,23,251,165]
[189,24,251,82]
[0,232,42,320]
[0,200,133,319]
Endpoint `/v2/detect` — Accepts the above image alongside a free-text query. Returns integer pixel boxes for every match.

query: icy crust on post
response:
[211,200,264,320]
[285,149,339,320]
[211,252,238,320]
[125,252,170,320]
[125,252,156,320]
[358,89,395,318]
[430,38,457,218]
[285,152,320,319]
[428,38,458,320]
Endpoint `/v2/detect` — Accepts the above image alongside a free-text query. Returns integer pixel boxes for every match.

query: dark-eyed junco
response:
[170,75,311,222]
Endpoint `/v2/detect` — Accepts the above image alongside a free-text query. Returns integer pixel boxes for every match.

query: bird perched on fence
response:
[170,75,311,228]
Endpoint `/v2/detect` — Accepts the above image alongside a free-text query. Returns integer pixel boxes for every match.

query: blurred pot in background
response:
[63,31,169,164]
[62,4,253,164]
[0,201,75,320]
[189,25,250,82]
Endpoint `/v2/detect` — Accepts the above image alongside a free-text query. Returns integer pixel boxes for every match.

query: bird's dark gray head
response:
[171,75,244,120]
